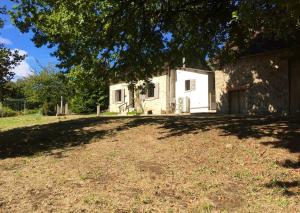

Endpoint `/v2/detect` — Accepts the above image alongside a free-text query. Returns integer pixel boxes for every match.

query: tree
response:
[0,6,25,100]
[68,66,108,113]
[22,67,69,115]
[9,1,300,81]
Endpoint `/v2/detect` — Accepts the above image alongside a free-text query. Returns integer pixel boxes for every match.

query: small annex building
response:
[215,49,300,115]
[109,67,216,115]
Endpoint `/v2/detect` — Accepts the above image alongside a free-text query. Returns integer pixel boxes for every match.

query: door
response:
[229,90,247,114]
[290,60,300,115]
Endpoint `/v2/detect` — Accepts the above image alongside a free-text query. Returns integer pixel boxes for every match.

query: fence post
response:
[65,103,68,115]
[97,105,100,116]
[56,104,60,116]
[0,102,2,117]
[60,96,63,114]
[23,100,27,114]
[209,92,211,110]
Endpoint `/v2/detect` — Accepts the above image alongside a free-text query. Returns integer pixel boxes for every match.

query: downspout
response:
[168,66,171,113]
[288,58,292,115]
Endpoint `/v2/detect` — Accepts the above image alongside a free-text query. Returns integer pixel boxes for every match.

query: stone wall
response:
[215,51,290,114]
[215,70,230,113]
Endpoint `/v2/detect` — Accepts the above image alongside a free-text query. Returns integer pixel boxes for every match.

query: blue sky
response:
[1,0,58,79]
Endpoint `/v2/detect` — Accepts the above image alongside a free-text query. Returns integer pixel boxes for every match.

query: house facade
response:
[109,68,215,115]
[215,50,300,115]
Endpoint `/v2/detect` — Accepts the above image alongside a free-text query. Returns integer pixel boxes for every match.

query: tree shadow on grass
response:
[119,114,300,194]
[0,117,123,159]
[0,114,299,195]
[117,114,300,162]
[129,114,299,197]
[265,180,300,197]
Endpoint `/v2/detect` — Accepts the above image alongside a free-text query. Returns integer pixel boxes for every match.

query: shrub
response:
[0,106,18,117]
[25,109,41,115]
[127,110,142,116]
[101,111,118,116]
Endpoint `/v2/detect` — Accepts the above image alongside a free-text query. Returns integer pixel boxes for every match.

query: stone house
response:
[109,67,215,115]
[215,49,300,115]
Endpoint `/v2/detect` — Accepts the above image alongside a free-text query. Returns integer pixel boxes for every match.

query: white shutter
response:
[112,90,115,104]
[121,89,125,103]
[154,83,159,99]
[191,79,196,90]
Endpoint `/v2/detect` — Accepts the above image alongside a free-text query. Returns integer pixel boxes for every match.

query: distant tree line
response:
[6,65,108,115]
[0,5,108,116]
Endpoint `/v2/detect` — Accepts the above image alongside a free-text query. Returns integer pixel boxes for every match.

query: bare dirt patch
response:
[0,115,299,212]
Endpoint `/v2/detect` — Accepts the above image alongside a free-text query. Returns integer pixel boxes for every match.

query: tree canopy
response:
[0,6,25,100]
[10,0,300,81]
[68,66,108,113]
[21,66,70,115]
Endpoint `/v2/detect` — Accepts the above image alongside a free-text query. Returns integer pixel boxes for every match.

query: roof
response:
[176,67,213,74]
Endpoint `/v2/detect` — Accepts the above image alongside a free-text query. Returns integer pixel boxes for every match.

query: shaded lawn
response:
[0,115,299,212]
[0,114,96,131]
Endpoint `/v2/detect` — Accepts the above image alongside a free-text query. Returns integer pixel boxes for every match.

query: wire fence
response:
[0,98,27,117]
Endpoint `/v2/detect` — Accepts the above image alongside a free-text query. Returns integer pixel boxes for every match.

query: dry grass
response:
[0,114,96,131]
[0,115,299,212]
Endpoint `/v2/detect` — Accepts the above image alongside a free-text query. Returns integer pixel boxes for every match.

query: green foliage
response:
[10,0,300,79]
[0,45,25,101]
[0,106,18,117]
[100,111,118,116]
[0,6,25,100]
[25,108,41,115]
[21,66,70,115]
[127,111,142,116]
[4,65,109,115]
[68,66,108,114]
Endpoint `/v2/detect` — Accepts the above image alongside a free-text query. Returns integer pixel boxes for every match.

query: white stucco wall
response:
[109,83,130,113]
[142,75,168,114]
[175,69,209,113]
[109,75,169,114]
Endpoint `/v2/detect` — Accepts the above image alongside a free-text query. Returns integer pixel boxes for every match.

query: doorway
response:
[290,60,300,115]
[229,89,247,114]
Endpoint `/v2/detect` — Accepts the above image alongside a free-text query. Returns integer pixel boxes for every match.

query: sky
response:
[1,0,58,79]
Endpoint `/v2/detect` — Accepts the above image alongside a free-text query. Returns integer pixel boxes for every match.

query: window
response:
[185,79,196,91]
[145,83,159,99]
[185,80,191,91]
[147,85,155,98]
[115,89,122,102]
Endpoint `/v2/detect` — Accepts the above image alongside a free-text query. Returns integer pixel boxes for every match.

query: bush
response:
[25,109,41,115]
[127,111,142,116]
[0,106,18,117]
[101,111,118,116]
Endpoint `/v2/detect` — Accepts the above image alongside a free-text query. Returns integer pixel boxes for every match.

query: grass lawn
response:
[0,114,96,131]
[0,115,299,212]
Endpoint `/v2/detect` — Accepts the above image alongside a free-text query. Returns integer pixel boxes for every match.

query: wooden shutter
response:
[154,83,159,99]
[190,79,196,90]
[121,89,125,102]
[112,90,115,104]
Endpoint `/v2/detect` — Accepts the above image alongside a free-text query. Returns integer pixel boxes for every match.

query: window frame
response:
[115,89,122,102]
[147,85,155,98]
[185,80,191,91]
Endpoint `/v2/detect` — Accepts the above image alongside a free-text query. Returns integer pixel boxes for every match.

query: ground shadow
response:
[0,117,124,159]
[1,114,299,194]
[118,114,300,167]
[265,180,300,196]
[117,114,300,196]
